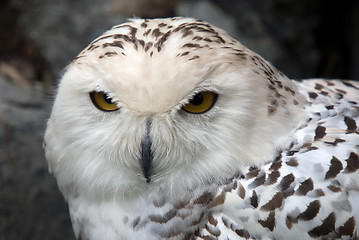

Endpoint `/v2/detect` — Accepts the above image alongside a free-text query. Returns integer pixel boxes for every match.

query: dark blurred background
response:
[0,0,358,239]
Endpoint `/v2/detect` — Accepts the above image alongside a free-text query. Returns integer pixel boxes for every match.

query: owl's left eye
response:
[182,91,218,114]
[89,91,119,112]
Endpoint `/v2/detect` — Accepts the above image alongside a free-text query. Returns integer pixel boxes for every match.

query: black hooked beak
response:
[140,121,153,183]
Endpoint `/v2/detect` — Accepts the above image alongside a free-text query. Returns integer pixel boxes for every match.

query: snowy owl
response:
[44,17,359,240]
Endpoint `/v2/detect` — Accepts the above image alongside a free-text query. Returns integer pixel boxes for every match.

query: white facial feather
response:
[45,17,306,200]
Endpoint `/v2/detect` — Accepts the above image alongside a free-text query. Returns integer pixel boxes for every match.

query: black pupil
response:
[104,94,113,104]
[190,93,204,105]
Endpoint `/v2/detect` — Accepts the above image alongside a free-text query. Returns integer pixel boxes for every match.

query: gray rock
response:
[17,0,127,79]
[0,74,75,240]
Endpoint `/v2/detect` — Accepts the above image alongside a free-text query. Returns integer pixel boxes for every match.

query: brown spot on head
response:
[143,29,151,37]
[315,83,324,90]
[181,29,193,38]
[151,28,163,38]
[267,106,277,115]
[284,86,296,95]
[188,55,200,61]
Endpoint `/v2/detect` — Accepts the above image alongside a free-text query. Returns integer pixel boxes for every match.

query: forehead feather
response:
[70,17,249,114]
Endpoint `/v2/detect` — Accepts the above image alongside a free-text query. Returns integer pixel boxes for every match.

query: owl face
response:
[44,18,305,200]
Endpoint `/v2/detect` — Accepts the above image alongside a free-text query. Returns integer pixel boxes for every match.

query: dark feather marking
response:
[246,169,260,179]
[260,192,283,211]
[153,198,166,208]
[250,190,258,208]
[341,80,359,90]
[205,224,221,237]
[154,31,171,52]
[143,29,151,37]
[238,183,246,199]
[344,116,357,133]
[152,28,163,38]
[194,191,213,205]
[132,217,140,229]
[149,209,176,224]
[324,138,346,146]
[308,212,336,238]
[258,212,276,231]
[188,55,200,61]
[344,152,359,173]
[102,41,124,49]
[285,158,298,167]
[314,126,326,140]
[296,178,314,196]
[325,156,343,179]
[209,191,226,208]
[337,217,355,237]
[309,92,318,99]
[265,170,280,185]
[249,172,266,188]
[315,83,324,90]
[327,185,342,192]
[297,200,321,221]
[314,189,325,197]
[269,154,282,171]
[144,42,153,52]
[208,214,218,226]
[235,229,250,239]
[279,173,295,191]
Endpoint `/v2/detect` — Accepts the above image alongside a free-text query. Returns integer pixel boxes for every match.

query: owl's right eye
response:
[89,91,119,112]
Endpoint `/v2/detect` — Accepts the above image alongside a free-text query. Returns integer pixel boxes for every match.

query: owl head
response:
[44,17,306,201]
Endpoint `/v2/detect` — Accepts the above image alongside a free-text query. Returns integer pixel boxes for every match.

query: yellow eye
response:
[182,91,218,114]
[89,91,119,112]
